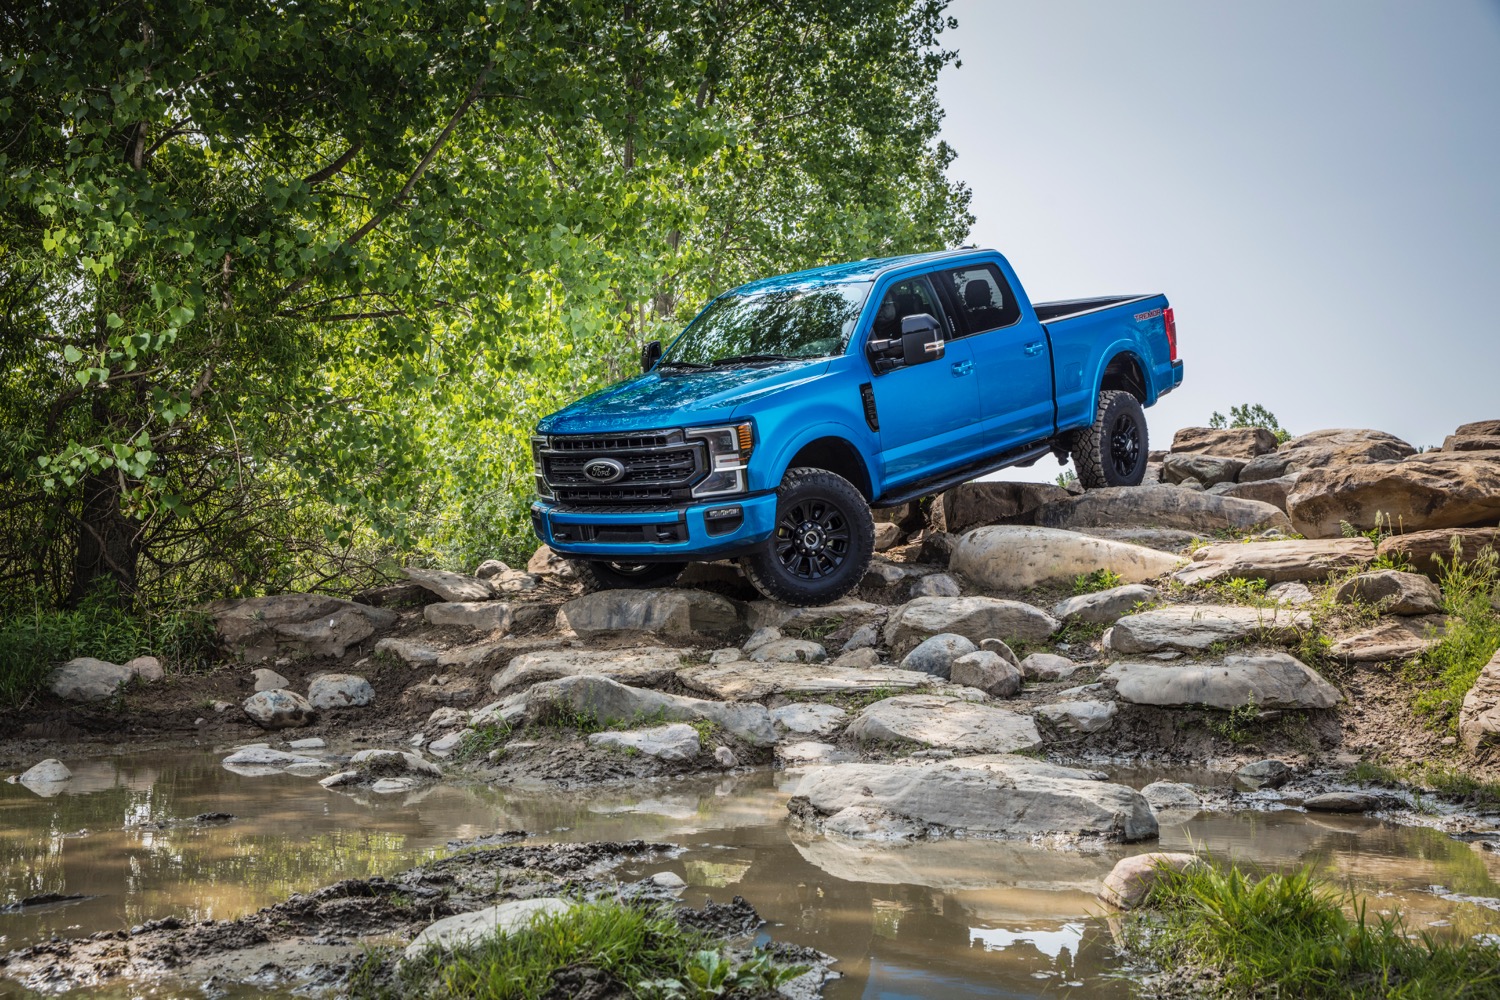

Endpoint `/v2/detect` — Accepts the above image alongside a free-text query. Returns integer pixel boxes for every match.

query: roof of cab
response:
[731,248,986,295]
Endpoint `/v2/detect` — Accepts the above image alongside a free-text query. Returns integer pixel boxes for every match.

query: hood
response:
[538,360,831,435]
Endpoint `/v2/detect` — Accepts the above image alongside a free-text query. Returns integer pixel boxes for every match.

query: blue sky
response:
[937,0,1500,458]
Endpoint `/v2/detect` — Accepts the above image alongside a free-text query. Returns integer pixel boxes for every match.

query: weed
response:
[452,723,511,763]
[1055,620,1107,645]
[1409,540,1500,731]
[788,616,846,641]
[1343,760,1403,786]
[688,718,717,746]
[1411,765,1500,810]
[1072,568,1124,595]
[1208,698,1263,744]
[818,685,895,711]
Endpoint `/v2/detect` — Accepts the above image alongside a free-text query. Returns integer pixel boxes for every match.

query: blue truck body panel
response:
[530,248,1180,563]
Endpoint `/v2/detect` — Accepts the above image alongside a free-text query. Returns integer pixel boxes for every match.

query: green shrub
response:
[1208,403,1291,443]
[1072,568,1124,595]
[1410,541,1500,731]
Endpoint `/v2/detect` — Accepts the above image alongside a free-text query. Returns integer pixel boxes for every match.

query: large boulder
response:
[949,650,1022,697]
[1161,453,1246,487]
[560,589,742,640]
[403,567,493,602]
[884,596,1058,653]
[1035,700,1118,733]
[1329,616,1447,663]
[744,598,884,633]
[48,657,134,702]
[951,526,1182,591]
[505,675,775,745]
[899,633,977,680]
[1376,527,1500,577]
[845,694,1041,753]
[423,601,513,632]
[208,594,395,662]
[1173,538,1375,586]
[1170,426,1280,459]
[1333,570,1443,615]
[1032,486,1291,535]
[1207,475,1299,513]
[1459,649,1500,753]
[676,661,936,701]
[490,647,686,695]
[526,544,576,579]
[1441,420,1500,453]
[1106,605,1312,654]
[1239,428,1417,482]
[306,673,375,709]
[932,481,1071,534]
[1051,584,1157,625]
[1104,652,1342,710]
[242,689,317,729]
[1287,458,1500,538]
[791,756,1158,842]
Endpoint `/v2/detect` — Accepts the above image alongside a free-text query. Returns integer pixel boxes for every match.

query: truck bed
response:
[1033,294,1156,324]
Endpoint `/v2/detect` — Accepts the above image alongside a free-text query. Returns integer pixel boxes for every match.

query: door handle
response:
[951,360,974,377]
[1023,341,1045,356]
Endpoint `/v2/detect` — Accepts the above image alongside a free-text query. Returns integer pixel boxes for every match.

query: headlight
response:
[686,422,753,498]
[531,435,553,499]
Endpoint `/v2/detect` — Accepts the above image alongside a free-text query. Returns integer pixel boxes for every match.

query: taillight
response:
[1163,307,1178,361]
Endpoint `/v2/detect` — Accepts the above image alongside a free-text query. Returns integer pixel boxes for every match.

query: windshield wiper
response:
[708,353,798,366]
[657,359,709,369]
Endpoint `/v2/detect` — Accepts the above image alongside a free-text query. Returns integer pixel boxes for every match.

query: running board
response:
[872,442,1057,508]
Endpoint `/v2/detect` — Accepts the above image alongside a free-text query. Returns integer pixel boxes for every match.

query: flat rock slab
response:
[676,661,934,701]
[588,723,701,761]
[405,898,574,959]
[1304,791,1384,813]
[1334,570,1443,615]
[1170,426,1280,458]
[746,638,828,664]
[1051,584,1157,625]
[1106,605,1312,654]
[1104,652,1342,710]
[772,703,849,738]
[1287,458,1500,537]
[423,601,513,632]
[951,526,1182,591]
[1035,700,1118,733]
[1377,527,1500,577]
[1032,486,1291,535]
[1329,616,1447,663]
[490,647,687,695]
[374,638,440,667]
[403,567,493,602]
[1239,428,1416,482]
[745,599,885,633]
[884,596,1058,653]
[845,695,1042,753]
[1174,539,1374,586]
[506,675,775,746]
[560,589,742,640]
[792,756,1157,842]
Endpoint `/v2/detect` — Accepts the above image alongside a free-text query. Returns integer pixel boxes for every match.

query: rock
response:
[507,675,775,745]
[405,898,574,959]
[1176,477,1205,491]
[779,741,857,766]
[403,566,493,602]
[489,647,686,694]
[222,747,318,767]
[560,589,742,640]
[1329,616,1446,663]
[1106,605,1312,654]
[792,756,1157,842]
[1098,853,1204,909]
[708,647,742,664]
[884,596,1058,653]
[19,759,71,786]
[526,544,575,578]
[403,675,479,706]
[911,573,961,598]
[252,668,290,692]
[953,525,1184,592]
[423,601,514,632]
[1266,582,1315,606]
[1078,527,1209,553]
[1174,538,1375,586]
[1035,700,1117,733]
[48,657,134,702]
[493,570,540,594]
[742,626,781,652]
[1051,584,1157,625]
[873,522,903,551]
[845,695,1042,753]
[1170,426,1280,458]
[1334,570,1443,615]
[1304,791,1383,813]
[1104,652,1341,710]
[124,656,163,683]
[771,703,849,738]
[1019,652,1079,682]
[1141,781,1202,817]
[307,673,374,710]
[829,647,880,668]
[1162,453,1246,487]
[745,598,883,633]
[1287,458,1500,537]
[932,481,1071,534]
[747,638,828,664]
[949,650,1022,697]
[979,637,1021,667]
[1459,649,1500,753]
[424,731,464,756]
[1376,527,1500,577]
[677,661,934,701]
[863,559,914,590]
[474,559,510,579]
[243,689,317,729]
[843,623,880,651]
[1032,486,1291,535]
[588,723,701,762]
[349,748,443,777]
[207,594,396,662]
[1240,428,1417,481]
[714,746,738,768]
[373,637,440,667]
[899,633,977,680]
[1208,475,1298,513]
[1236,759,1292,790]
[287,737,326,749]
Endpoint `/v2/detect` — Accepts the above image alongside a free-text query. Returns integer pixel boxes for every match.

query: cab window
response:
[869,275,949,344]
[939,264,1021,336]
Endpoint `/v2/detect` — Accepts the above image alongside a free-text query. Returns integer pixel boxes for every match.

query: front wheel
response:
[1070,389,1149,489]
[740,467,874,607]
[571,560,685,592]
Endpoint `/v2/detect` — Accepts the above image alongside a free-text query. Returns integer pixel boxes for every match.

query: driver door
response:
[864,274,981,488]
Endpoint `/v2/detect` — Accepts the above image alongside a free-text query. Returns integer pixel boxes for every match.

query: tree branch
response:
[302,140,363,186]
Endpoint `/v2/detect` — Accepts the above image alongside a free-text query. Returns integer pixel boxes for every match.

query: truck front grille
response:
[539,429,706,506]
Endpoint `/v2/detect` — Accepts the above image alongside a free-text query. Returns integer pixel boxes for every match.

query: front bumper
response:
[530,493,779,562]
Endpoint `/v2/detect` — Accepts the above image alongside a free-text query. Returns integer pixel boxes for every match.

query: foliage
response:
[1071,568,1123,595]
[1,0,973,610]
[1208,698,1264,745]
[1123,861,1500,999]
[1208,403,1291,443]
[1055,465,1078,490]
[1410,540,1500,731]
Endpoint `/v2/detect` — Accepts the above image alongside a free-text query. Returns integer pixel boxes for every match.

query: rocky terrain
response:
[6,418,1500,994]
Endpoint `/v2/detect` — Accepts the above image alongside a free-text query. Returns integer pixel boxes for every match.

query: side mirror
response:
[899,313,944,366]
[641,340,663,372]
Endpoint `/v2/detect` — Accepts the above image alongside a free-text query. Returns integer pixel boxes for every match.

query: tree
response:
[1209,404,1291,444]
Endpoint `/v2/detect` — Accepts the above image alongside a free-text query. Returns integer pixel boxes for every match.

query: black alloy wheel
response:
[741,467,874,606]
[1109,412,1143,480]
[1069,388,1149,489]
[775,496,852,581]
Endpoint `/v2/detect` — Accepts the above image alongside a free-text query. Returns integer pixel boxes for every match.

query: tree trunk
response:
[68,471,140,607]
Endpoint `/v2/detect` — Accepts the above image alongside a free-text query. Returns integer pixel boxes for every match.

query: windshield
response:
[658,281,872,368]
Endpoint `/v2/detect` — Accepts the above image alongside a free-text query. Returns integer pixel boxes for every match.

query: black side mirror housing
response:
[899,313,944,366]
[641,340,663,372]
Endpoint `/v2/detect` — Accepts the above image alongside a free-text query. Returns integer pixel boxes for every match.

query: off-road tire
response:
[740,467,874,607]
[570,559,685,592]
[1069,389,1149,489]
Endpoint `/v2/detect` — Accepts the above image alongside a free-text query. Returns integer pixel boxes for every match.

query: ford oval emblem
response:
[583,458,626,484]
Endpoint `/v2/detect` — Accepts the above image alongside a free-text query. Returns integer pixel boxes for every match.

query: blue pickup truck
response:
[530,248,1182,605]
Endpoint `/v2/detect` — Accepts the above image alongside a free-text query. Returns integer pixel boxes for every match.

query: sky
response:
[936,0,1500,472]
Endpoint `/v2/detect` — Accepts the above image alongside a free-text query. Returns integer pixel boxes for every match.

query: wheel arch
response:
[780,434,874,501]
[1098,349,1151,404]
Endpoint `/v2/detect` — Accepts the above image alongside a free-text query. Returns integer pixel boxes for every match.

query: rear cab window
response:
[936,264,1021,337]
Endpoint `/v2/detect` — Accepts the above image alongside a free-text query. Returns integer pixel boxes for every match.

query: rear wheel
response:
[740,467,874,607]
[571,560,685,592]
[1070,389,1149,489]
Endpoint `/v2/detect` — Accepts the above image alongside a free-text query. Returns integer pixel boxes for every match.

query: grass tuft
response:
[1409,541,1500,732]
[1072,568,1124,595]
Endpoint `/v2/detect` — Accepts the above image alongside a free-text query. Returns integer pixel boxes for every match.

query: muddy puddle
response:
[3,752,1500,998]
